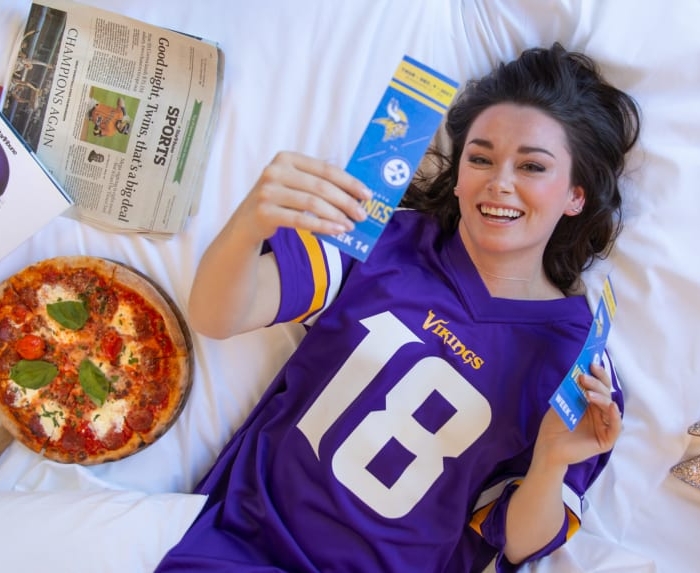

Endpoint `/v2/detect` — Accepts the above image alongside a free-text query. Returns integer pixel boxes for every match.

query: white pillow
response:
[0,489,206,573]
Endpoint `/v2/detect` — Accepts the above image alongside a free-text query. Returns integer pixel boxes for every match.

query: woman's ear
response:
[565,185,586,216]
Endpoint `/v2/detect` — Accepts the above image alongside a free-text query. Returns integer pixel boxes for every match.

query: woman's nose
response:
[487,167,515,194]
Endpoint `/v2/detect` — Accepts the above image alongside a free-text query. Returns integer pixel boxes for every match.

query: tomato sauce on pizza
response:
[0,256,192,464]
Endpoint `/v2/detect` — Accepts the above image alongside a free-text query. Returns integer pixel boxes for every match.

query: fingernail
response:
[327,220,350,234]
[360,186,373,200]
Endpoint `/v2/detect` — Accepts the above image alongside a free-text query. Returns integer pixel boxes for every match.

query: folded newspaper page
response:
[1,0,223,237]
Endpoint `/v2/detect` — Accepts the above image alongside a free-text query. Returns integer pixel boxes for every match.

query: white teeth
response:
[480,205,522,218]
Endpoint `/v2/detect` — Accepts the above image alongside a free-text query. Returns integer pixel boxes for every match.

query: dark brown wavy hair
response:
[401,42,641,294]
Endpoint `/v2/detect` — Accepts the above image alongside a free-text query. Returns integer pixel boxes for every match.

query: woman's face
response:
[454,103,584,268]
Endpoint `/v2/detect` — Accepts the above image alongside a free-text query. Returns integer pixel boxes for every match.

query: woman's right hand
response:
[236,151,372,245]
[188,152,371,338]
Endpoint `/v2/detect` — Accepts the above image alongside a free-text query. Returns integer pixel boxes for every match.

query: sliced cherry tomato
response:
[15,334,46,360]
[101,330,123,362]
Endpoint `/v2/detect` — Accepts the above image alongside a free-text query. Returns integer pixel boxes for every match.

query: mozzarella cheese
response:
[9,382,38,408]
[36,399,66,441]
[109,302,137,337]
[36,284,77,307]
[89,398,128,439]
[120,339,141,367]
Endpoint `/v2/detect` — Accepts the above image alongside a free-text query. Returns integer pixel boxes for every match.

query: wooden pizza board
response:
[0,421,13,455]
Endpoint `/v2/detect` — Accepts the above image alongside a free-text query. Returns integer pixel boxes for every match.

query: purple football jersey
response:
[156,210,623,573]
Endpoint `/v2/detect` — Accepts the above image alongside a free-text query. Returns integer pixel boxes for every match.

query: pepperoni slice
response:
[28,415,47,439]
[60,425,86,452]
[0,317,14,341]
[140,379,169,406]
[100,427,132,450]
[126,408,154,432]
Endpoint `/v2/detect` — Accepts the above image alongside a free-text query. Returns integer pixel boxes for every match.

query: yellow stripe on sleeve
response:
[292,230,329,323]
[469,478,582,543]
[564,507,581,541]
[469,499,496,536]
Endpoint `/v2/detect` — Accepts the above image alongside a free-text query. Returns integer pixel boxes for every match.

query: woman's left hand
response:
[536,362,622,467]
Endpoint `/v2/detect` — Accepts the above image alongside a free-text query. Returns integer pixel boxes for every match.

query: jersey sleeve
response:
[264,228,354,325]
[468,478,580,572]
[468,349,625,571]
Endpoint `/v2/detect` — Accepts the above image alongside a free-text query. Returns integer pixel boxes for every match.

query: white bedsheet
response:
[0,1,699,572]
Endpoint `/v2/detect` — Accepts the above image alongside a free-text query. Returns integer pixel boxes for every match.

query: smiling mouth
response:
[479,205,524,221]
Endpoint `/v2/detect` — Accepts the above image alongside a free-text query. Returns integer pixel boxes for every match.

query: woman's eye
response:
[467,155,490,166]
[521,162,545,172]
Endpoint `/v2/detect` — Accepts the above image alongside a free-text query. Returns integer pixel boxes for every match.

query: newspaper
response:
[1,0,223,237]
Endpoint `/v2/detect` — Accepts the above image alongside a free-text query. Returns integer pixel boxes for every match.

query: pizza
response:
[0,256,192,465]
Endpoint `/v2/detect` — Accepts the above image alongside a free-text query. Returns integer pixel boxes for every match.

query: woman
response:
[157,43,640,572]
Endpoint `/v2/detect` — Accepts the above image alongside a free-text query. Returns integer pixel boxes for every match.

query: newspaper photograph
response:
[1,0,223,236]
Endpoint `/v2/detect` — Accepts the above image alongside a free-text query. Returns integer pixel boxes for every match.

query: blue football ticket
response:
[317,55,459,261]
[549,275,617,430]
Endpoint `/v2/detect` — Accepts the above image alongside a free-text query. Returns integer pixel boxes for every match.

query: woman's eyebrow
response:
[466,138,555,159]
[518,145,555,158]
[466,138,492,149]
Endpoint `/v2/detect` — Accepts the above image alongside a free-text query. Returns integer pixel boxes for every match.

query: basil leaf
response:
[79,359,110,406]
[10,360,58,389]
[47,300,89,330]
